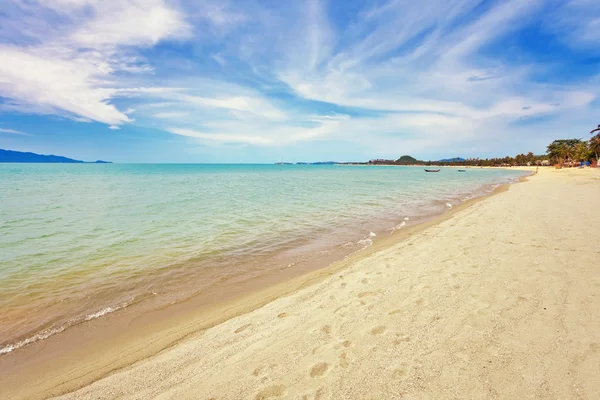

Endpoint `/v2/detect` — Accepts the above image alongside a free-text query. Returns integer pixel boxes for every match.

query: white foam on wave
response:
[0,325,68,355]
[0,302,128,355]
[369,231,376,237]
[446,203,453,209]
[404,217,410,221]
[84,306,118,321]
[357,238,373,247]
[389,220,408,233]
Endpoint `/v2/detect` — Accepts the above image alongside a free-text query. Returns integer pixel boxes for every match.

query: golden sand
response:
[5,167,600,399]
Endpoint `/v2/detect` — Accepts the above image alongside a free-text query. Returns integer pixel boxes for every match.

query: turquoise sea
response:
[0,164,527,354]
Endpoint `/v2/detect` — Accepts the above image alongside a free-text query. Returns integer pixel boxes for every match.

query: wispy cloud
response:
[154,112,189,119]
[0,0,191,125]
[1,0,599,159]
[0,128,31,136]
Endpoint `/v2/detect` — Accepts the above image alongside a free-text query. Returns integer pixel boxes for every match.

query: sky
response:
[1,0,599,163]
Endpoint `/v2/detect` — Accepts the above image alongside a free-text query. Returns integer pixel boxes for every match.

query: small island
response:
[0,149,112,164]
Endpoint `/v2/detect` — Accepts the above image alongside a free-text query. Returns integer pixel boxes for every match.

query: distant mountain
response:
[395,155,419,165]
[438,157,465,163]
[0,149,112,163]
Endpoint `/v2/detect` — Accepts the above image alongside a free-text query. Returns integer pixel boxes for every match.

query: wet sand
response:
[4,167,600,399]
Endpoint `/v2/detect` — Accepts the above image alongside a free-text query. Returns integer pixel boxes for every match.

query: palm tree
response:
[590,133,600,166]
[547,139,585,166]
[557,143,572,165]
[526,152,534,164]
[573,141,590,163]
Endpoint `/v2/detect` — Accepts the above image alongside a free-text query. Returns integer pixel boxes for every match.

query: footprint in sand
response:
[310,362,329,378]
[277,312,288,318]
[333,304,349,316]
[361,278,368,284]
[339,351,349,368]
[392,367,408,380]
[302,387,326,400]
[255,384,285,399]
[321,325,331,334]
[371,326,386,335]
[235,324,252,334]
[393,335,411,345]
[335,339,352,351]
[252,364,278,377]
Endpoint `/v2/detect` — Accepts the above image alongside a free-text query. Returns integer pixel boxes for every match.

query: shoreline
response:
[0,164,526,356]
[0,171,531,400]
[45,166,600,399]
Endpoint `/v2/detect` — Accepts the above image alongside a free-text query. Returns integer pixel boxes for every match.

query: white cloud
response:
[211,53,226,66]
[199,2,247,27]
[0,128,31,136]
[174,94,286,120]
[165,112,349,146]
[0,46,131,125]
[1,0,599,158]
[544,0,600,50]
[70,1,191,48]
[266,0,598,155]
[168,128,273,145]
[0,0,191,127]
[154,112,189,119]
[108,125,120,130]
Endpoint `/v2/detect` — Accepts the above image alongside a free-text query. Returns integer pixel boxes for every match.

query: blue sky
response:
[1,0,599,163]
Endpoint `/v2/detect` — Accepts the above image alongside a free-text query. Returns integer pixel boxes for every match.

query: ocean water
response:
[0,164,527,354]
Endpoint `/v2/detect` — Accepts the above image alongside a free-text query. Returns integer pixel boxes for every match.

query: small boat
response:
[458,169,466,172]
[424,169,440,172]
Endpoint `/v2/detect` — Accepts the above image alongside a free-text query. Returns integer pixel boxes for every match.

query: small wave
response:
[0,302,128,356]
[84,306,120,321]
[389,221,406,233]
[356,238,373,247]
[404,217,410,221]
[0,326,68,355]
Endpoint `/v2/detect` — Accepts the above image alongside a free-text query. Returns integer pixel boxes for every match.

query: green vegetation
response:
[546,138,596,165]
[395,155,418,165]
[364,128,600,167]
[589,133,600,164]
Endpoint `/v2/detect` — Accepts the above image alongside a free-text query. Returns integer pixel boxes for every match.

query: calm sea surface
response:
[0,164,527,353]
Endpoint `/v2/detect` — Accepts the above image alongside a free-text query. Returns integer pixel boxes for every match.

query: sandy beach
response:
[4,167,600,399]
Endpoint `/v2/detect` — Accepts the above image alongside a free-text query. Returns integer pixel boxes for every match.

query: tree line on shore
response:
[366,131,600,167]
